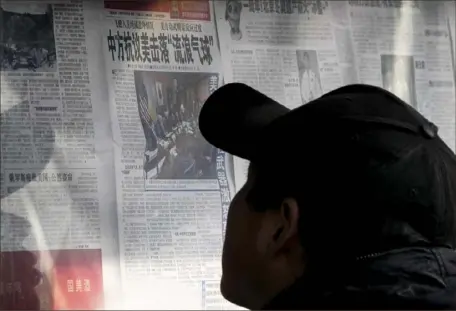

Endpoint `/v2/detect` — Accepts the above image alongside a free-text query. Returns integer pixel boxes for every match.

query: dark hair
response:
[245,161,335,261]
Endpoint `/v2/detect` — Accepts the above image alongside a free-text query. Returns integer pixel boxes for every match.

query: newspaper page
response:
[0,0,116,309]
[102,1,237,309]
[214,0,344,189]
[214,0,456,189]
[347,0,455,151]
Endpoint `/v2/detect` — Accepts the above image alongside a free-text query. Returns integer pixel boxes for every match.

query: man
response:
[171,135,196,179]
[154,114,167,140]
[162,110,172,133]
[198,83,456,310]
[225,0,243,41]
[298,51,323,104]
[136,82,159,164]
[171,79,179,116]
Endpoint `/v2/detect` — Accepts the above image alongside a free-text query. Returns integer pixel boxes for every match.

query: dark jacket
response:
[263,247,456,310]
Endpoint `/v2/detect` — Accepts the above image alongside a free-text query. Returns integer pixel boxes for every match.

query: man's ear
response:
[266,198,300,255]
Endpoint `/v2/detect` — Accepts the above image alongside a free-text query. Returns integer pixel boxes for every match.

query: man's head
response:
[198,83,456,309]
[225,0,242,23]
[298,51,310,70]
[220,162,304,309]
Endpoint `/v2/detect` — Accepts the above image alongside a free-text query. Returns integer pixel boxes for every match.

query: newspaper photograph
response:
[296,49,323,104]
[0,3,57,72]
[0,240,103,310]
[134,71,219,182]
[103,1,236,309]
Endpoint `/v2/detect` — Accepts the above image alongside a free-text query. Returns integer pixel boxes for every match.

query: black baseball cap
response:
[199,83,456,254]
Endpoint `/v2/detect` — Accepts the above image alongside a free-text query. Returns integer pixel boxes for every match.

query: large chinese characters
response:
[107,30,214,65]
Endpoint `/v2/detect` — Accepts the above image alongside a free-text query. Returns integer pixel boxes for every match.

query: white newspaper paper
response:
[214,0,456,189]
[102,1,237,309]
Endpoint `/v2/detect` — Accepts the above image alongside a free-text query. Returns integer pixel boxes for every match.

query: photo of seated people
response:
[134,71,218,180]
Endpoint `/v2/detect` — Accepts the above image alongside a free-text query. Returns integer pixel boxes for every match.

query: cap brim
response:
[198,83,290,159]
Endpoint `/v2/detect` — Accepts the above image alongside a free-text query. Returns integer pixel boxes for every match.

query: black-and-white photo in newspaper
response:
[296,50,323,104]
[0,3,56,72]
[134,71,218,181]
[225,0,243,41]
[381,54,417,108]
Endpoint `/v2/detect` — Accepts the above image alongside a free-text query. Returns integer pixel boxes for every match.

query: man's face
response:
[220,165,304,309]
[221,167,269,308]
[302,53,310,69]
[227,0,242,22]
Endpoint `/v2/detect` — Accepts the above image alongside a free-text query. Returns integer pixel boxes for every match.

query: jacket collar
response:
[262,246,456,310]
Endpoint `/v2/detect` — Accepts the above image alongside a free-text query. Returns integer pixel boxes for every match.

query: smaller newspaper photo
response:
[296,49,323,104]
[224,0,243,41]
[0,212,104,310]
[0,2,57,72]
[134,71,219,184]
